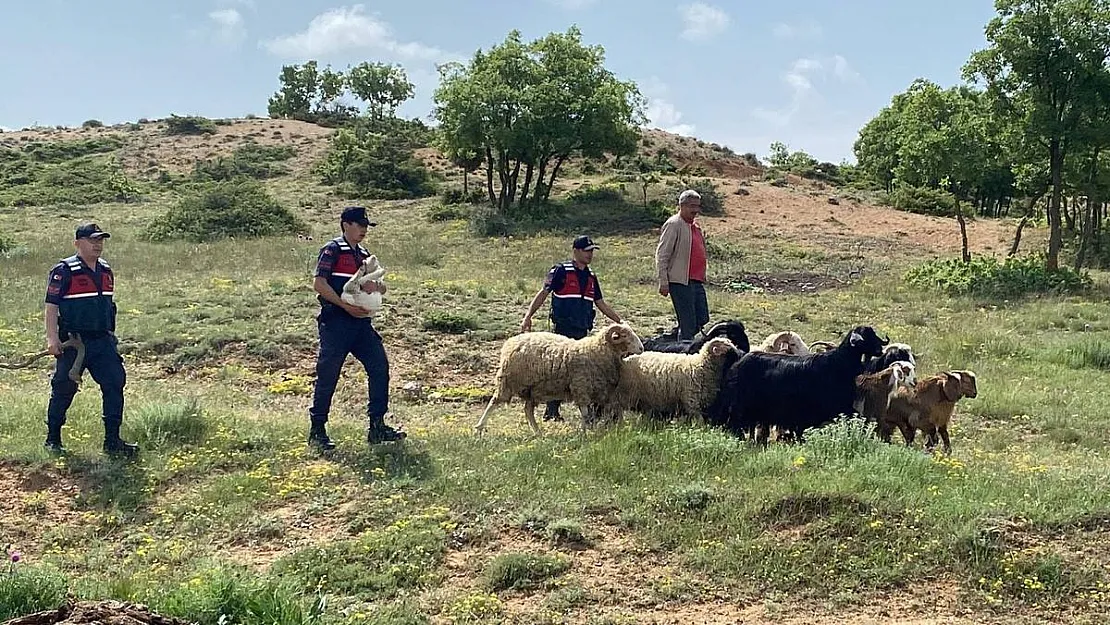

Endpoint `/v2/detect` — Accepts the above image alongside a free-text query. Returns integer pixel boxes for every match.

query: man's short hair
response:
[678,189,701,205]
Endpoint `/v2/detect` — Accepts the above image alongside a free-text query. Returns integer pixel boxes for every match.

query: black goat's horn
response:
[881,334,891,344]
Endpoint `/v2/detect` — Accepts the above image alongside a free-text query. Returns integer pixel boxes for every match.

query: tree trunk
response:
[1063,194,1075,233]
[1075,198,1094,272]
[1009,190,1047,258]
[519,160,536,206]
[506,159,522,210]
[955,198,971,263]
[541,154,568,203]
[1047,139,1065,271]
[462,169,468,196]
[484,146,496,208]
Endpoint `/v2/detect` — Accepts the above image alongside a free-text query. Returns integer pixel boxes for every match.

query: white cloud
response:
[771,20,822,40]
[640,77,696,136]
[0,125,13,133]
[752,55,861,126]
[678,3,730,41]
[261,5,452,62]
[208,9,246,45]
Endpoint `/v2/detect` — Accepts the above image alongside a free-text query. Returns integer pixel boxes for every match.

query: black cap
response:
[75,222,110,240]
[340,206,376,227]
[573,235,600,251]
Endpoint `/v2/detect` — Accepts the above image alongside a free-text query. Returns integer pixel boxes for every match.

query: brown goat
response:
[883,370,978,454]
[853,361,916,423]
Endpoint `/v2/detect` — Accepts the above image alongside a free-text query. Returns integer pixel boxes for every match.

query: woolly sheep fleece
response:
[615,336,738,418]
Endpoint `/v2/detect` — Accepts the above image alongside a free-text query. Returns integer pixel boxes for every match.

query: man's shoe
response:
[103,437,139,457]
[308,424,337,451]
[43,440,66,455]
[367,424,406,444]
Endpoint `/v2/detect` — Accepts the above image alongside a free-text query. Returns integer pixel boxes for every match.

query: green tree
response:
[433,27,646,213]
[347,62,415,122]
[963,0,1110,270]
[267,61,356,125]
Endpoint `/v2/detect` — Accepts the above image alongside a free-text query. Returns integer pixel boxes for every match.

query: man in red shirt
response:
[655,189,710,341]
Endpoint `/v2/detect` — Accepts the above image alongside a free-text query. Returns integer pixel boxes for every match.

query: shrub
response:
[439,186,486,205]
[485,553,570,591]
[0,565,70,621]
[147,180,307,242]
[889,185,958,217]
[192,141,296,182]
[422,311,480,334]
[317,126,435,199]
[0,154,141,207]
[81,119,104,128]
[903,253,1093,298]
[21,137,125,163]
[428,204,469,222]
[165,114,218,136]
[565,183,625,204]
[0,232,16,255]
[672,178,724,216]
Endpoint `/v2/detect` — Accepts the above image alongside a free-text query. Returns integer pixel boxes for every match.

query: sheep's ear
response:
[606,326,624,343]
[941,374,960,401]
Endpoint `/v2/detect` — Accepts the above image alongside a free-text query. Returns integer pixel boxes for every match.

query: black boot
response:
[367,413,406,444]
[308,421,336,450]
[102,419,139,457]
[44,421,66,455]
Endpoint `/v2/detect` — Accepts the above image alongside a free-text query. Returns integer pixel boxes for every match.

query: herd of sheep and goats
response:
[472,319,978,454]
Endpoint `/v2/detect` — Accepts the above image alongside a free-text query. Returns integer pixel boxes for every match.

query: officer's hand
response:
[360,281,387,295]
[47,338,63,357]
[659,284,670,297]
[343,302,372,317]
[520,317,532,333]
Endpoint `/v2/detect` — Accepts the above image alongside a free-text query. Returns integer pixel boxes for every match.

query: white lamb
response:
[341,255,386,318]
[753,330,817,355]
[612,336,740,423]
[474,323,645,435]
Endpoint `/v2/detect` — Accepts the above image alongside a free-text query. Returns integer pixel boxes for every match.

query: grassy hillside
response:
[1,117,1106,625]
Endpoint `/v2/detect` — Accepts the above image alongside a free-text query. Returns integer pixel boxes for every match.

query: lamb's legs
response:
[474,395,501,435]
[524,399,541,436]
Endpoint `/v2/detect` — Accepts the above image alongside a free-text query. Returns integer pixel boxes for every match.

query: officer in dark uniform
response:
[43,222,138,456]
[307,206,406,450]
[520,235,624,421]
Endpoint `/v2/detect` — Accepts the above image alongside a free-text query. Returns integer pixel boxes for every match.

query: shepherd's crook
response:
[0,336,86,384]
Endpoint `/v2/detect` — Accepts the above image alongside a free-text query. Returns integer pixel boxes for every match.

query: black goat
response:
[708,325,889,445]
[642,320,751,355]
[863,342,917,374]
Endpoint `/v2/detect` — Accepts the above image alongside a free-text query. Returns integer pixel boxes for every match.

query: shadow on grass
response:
[325,439,438,484]
[469,199,668,239]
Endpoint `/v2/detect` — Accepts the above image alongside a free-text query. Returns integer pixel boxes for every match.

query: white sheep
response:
[612,336,740,423]
[341,255,386,318]
[474,323,645,435]
[752,330,834,355]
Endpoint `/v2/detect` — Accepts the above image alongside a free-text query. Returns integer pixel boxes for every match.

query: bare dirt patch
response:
[714,271,852,294]
[707,180,1045,259]
[0,461,82,554]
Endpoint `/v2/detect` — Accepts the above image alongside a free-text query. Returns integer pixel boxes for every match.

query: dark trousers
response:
[309,313,390,426]
[48,333,126,430]
[669,280,710,341]
[545,323,589,418]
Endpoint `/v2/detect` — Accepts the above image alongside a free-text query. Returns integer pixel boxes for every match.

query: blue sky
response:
[0,0,999,163]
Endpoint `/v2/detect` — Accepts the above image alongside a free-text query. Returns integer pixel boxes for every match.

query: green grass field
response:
[3,132,1110,624]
